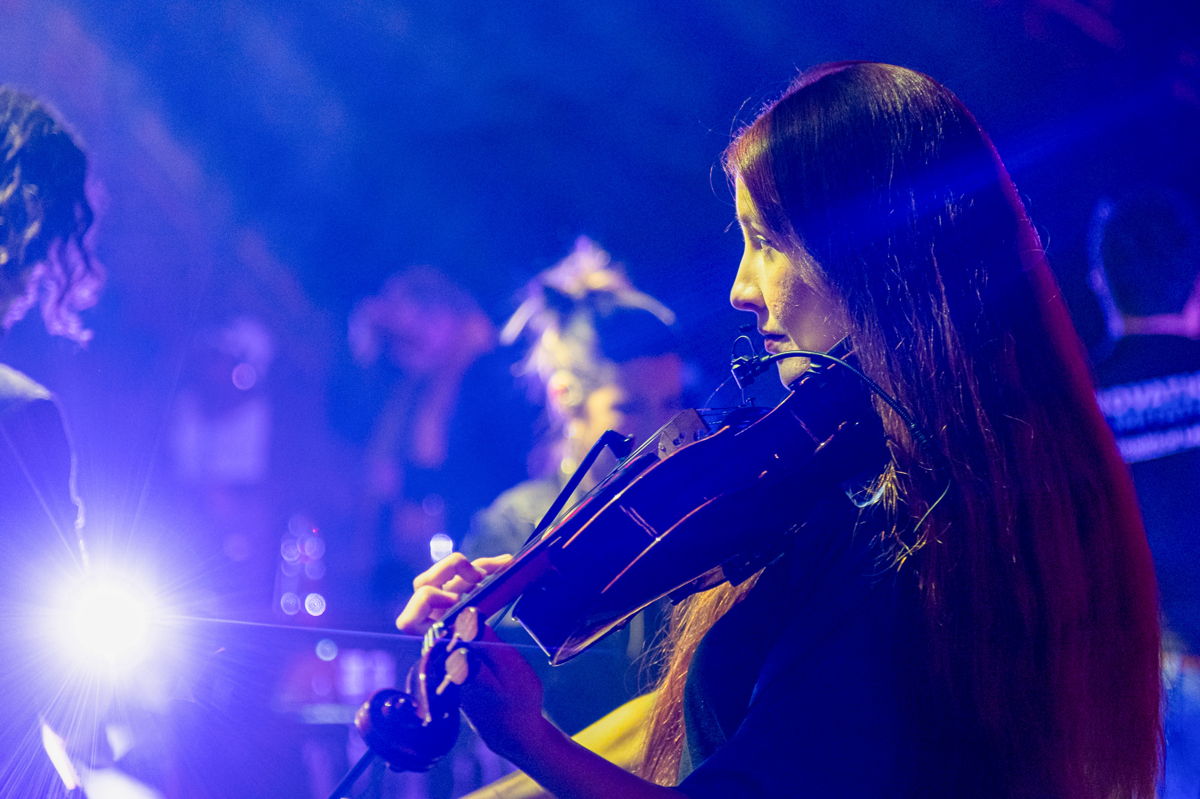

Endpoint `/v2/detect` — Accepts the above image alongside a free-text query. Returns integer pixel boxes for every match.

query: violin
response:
[331,345,888,794]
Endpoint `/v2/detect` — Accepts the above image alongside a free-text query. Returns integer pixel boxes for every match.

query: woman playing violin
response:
[397,62,1161,799]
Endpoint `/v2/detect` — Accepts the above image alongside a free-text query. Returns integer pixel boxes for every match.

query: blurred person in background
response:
[334,265,535,616]
[461,237,684,739]
[1090,188,1200,797]
[0,86,104,797]
[330,266,535,798]
[465,237,684,561]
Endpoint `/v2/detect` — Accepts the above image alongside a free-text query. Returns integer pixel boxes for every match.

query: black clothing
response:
[329,348,537,615]
[0,364,82,798]
[331,348,536,549]
[676,495,927,798]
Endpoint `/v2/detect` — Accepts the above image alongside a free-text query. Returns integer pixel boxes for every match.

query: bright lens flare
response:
[51,572,162,676]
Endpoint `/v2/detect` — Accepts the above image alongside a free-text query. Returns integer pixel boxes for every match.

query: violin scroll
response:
[353,606,483,772]
[354,687,458,773]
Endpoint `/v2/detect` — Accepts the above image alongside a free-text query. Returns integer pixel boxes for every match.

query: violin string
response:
[164,613,557,655]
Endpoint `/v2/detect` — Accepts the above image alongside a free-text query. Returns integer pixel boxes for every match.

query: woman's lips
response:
[761,336,789,354]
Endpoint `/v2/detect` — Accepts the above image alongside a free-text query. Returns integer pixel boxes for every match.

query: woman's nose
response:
[730,252,764,314]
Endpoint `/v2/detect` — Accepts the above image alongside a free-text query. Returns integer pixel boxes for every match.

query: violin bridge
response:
[655,410,709,458]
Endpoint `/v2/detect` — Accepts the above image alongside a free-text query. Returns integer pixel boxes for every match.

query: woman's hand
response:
[395,553,682,798]
[395,552,511,635]
[460,623,554,761]
[394,552,551,762]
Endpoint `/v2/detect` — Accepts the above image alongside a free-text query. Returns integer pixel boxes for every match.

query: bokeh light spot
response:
[304,592,327,616]
[280,539,300,563]
[231,362,258,390]
[280,592,301,615]
[301,535,326,559]
[429,533,453,562]
[316,638,338,662]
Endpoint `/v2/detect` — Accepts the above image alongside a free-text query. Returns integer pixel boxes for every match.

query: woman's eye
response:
[753,234,775,250]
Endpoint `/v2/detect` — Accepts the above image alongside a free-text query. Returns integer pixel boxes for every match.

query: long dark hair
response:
[643,62,1160,799]
[0,86,102,341]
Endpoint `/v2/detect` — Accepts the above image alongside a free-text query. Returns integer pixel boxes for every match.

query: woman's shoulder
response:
[0,364,79,550]
[0,365,70,464]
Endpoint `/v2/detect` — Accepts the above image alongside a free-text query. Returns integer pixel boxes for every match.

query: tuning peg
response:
[445,606,480,651]
[435,646,470,696]
[453,607,480,642]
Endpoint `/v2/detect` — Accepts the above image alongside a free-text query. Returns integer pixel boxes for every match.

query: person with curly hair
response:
[0,85,103,798]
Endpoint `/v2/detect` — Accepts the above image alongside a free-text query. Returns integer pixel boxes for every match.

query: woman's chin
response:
[776,359,813,390]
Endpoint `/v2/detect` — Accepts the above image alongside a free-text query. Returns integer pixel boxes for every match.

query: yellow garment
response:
[459,691,655,799]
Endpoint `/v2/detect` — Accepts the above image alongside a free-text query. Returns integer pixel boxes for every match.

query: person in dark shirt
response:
[0,86,103,798]
[396,63,1161,799]
[333,267,538,799]
[1089,188,1200,796]
[1090,189,1200,651]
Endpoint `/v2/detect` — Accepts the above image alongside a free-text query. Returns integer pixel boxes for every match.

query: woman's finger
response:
[443,554,514,593]
[472,554,514,576]
[395,585,460,634]
[413,552,482,592]
[444,574,476,594]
